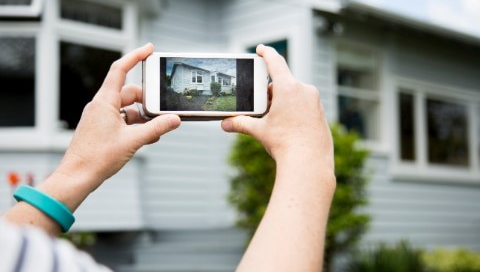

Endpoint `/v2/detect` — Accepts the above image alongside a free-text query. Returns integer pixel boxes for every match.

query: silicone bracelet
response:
[13,185,75,232]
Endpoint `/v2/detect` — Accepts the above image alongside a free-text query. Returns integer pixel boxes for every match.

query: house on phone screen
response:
[170,62,235,95]
[1,0,479,271]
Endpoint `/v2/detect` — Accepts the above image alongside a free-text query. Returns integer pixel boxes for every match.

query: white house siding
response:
[317,15,480,251]
[0,153,144,231]
[138,0,311,230]
[364,155,480,251]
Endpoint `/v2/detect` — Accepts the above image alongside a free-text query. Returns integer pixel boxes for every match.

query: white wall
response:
[0,153,144,231]
[137,0,314,229]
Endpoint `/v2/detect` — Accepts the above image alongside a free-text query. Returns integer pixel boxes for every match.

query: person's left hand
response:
[57,43,181,193]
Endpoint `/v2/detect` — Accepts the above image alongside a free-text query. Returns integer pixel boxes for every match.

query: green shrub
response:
[188,89,201,96]
[325,123,371,272]
[423,248,480,272]
[227,123,371,272]
[210,82,221,96]
[348,240,429,272]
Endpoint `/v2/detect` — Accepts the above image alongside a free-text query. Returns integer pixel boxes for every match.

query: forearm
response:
[236,149,336,272]
[2,163,96,236]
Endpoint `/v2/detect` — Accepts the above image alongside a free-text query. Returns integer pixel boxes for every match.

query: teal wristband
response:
[13,185,75,232]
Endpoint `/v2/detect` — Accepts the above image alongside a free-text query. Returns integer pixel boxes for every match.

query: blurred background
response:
[1,0,479,271]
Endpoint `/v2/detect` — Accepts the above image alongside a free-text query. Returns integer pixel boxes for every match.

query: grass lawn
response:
[202,95,236,111]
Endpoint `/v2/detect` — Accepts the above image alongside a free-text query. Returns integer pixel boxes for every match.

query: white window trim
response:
[0,0,138,151]
[392,76,480,184]
[0,0,43,17]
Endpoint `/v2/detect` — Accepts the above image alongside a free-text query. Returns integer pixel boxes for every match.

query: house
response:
[170,62,235,95]
[1,0,480,271]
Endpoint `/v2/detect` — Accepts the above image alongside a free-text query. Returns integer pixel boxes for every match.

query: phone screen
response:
[159,57,254,112]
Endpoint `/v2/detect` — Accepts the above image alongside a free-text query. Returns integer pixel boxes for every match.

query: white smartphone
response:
[142,52,269,120]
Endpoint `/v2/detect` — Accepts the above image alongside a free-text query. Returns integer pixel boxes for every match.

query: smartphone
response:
[142,52,269,120]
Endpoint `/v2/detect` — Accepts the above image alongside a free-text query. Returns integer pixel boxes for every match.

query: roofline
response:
[340,1,480,46]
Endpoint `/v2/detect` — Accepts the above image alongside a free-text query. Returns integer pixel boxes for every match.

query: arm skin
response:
[2,43,181,236]
[222,44,336,272]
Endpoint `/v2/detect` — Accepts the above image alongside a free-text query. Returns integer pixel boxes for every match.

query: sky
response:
[166,58,236,77]
[354,0,480,38]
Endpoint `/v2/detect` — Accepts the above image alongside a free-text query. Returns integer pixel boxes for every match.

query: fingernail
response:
[222,119,233,132]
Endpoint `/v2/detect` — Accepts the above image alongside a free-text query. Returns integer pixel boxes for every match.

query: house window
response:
[336,43,380,140]
[398,91,415,161]
[0,0,32,4]
[0,37,35,127]
[192,70,203,83]
[426,98,469,166]
[0,0,43,17]
[0,0,134,149]
[60,0,122,30]
[395,81,479,180]
[59,42,121,129]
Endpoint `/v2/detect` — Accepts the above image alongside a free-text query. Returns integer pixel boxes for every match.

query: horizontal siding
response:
[139,0,310,229]
[392,34,480,90]
[312,31,335,120]
[362,156,480,251]
[140,0,227,52]
[141,122,237,229]
[0,153,144,231]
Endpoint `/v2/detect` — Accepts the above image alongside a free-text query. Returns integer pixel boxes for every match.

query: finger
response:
[120,84,143,107]
[98,43,154,100]
[256,44,294,83]
[128,114,181,146]
[221,115,260,137]
[121,105,148,125]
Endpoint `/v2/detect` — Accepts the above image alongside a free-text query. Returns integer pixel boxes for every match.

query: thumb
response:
[221,115,259,137]
[131,114,181,146]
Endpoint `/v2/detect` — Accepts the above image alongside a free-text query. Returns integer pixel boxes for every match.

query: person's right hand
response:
[221,44,334,171]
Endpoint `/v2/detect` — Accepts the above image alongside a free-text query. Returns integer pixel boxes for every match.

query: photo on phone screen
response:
[160,57,254,112]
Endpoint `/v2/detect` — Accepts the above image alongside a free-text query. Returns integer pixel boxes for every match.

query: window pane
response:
[61,0,122,30]
[0,0,32,5]
[338,96,378,140]
[336,44,378,90]
[60,42,120,129]
[399,92,416,161]
[0,37,35,127]
[427,98,469,166]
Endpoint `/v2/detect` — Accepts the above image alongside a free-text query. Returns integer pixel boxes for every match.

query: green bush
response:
[188,89,201,96]
[325,123,371,272]
[348,240,429,272]
[210,82,221,96]
[227,123,371,272]
[423,248,480,272]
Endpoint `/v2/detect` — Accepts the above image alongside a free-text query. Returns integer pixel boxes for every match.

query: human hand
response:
[221,44,333,170]
[56,43,181,193]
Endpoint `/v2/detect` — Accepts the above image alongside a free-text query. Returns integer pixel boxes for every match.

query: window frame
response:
[392,77,480,183]
[0,0,43,17]
[191,70,203,84]
[0,0,137,150]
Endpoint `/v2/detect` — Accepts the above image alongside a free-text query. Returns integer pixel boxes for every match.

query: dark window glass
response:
[60,42,120,129]
[398,92,415,161]
[61,0,122,30]
[338,95,378,139]
[0,0,32,5]
[427,98,469,166]
[247,39,288,63]
[0,37,35,127]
